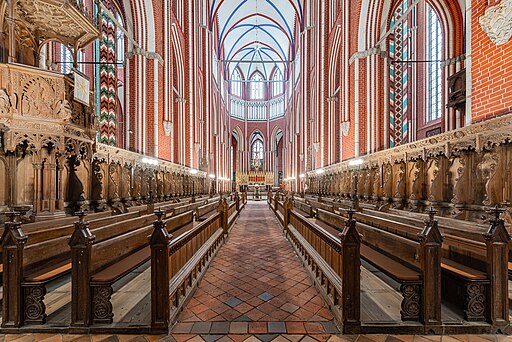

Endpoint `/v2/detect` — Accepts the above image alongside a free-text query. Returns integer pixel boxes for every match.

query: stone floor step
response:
[172,321,339,335]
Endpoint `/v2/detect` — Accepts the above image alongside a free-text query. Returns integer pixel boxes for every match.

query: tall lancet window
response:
[389,0,414,147]
[272,69,284,96]
[250,73,265,100]
[231,68,243,97]
[251,134,264,170]
[426,4,443,122]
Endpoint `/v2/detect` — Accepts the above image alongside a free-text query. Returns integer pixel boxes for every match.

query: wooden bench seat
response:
[88,223,155,324]
[85,210,196,324]
[23,261,72,283]
[361,244,421,282]
[91,247,150,283]
[441,258,487,281]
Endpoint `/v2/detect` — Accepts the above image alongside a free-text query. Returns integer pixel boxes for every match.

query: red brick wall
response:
[471,0,512,122]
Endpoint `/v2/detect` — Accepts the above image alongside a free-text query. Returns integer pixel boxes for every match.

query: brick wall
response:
[471,0,512,122]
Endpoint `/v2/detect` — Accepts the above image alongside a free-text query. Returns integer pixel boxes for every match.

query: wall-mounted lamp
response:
[348,158,364,167]
[142,157,159,166]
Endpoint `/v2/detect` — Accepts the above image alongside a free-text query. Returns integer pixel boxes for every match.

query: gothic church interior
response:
[0,0,511,339]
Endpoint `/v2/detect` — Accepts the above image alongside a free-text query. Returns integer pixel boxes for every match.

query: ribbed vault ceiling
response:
[209,0,303,82]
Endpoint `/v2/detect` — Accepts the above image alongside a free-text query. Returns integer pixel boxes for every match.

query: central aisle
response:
[171,201,339,338]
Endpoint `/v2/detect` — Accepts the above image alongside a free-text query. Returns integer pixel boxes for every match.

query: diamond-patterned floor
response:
[171,201,336,336]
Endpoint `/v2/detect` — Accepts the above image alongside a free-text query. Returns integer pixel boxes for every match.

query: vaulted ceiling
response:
[209,0,303,83]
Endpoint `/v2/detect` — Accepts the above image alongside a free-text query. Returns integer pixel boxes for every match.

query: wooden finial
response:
[347,208,356,221]
[427,206,437,224]
[489,205,505,224]
[75,209,87,222]
[154,208,165,221]
[5,209,17,223]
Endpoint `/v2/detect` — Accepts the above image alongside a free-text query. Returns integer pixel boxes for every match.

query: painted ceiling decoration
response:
[209,0,303,83]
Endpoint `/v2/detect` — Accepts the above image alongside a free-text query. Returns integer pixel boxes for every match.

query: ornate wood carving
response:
[22,284,46,324]
[91,285,114,324]
[400,284,421,321]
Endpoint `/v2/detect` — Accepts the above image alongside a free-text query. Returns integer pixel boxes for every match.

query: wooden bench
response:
[227,200,238,228]
[0,209,156,326]
[196,202,218,221]
[306,199,335,215]
[21,211,157,324]
[353,209,491,321]
[82,211,170,324]
[312,208,427,321]
[150,209,225,330]
[165,210,195,235]
[294,200,313,218]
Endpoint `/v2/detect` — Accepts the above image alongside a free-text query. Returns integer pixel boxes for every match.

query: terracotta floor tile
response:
[173,323,194,334]
[196,309,220,321]
[249,322,268,334]
[304,323,325,334]
[234,303,254,314]
[285,322,306,334]
[171,335,196,342]
[230,322,249,334]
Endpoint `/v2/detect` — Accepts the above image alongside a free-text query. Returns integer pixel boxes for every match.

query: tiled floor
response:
[170,201,336,338]
[0,334,509,342]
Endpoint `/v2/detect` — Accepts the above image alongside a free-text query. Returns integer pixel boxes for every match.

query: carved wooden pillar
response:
[69,210,95,327]
[56,157,65,210]
[217,198,229,235]
[1,211,27,327]
[283,197,293,232]
[483,206,510,328]
[417,208,443,326]
[150,209,172,330]
[6,0,16,63]
[47,155,57,212]
[32,162,43,214]
[339,210,361,333]
[235,192,240,212]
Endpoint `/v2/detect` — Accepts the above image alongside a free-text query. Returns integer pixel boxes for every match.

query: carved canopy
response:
[16,0,99,49]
